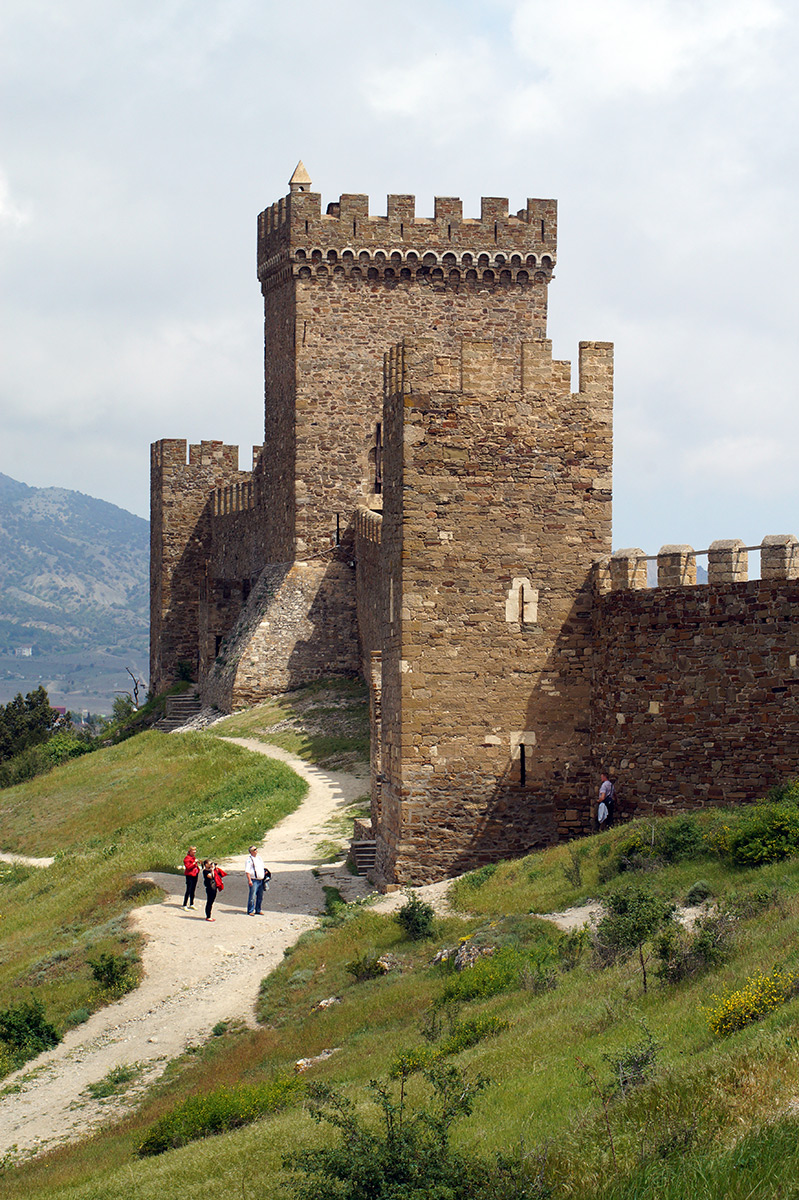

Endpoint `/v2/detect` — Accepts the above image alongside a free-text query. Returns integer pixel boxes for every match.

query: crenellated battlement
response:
[385,335,612,407]
[257,166,557,292]
[603,534,799,592]
[151,438,240,476]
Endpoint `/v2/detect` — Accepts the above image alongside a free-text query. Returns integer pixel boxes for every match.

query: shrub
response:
[41,731,92,766]
[137,1076,301,1155]
[460,863,498,890]
[593,883,675,993]
[87,951,137,995]
[685,879,713,906]
[561,845,586,887]
[87,1063,139,1099]
[65,1007,91,1028]
[283,1062,490,1199]
[346,950,388,981]
[727,805,799,867]
[519,948,559,995]
[655,911,734,983]
[726,885,785,920]
[437,945,544,1007]
[602,1027,660,1097]
[396,891,435,941]
[705,969,798,1036]
[557,927,589,971]
[439,1014,509,1056]
[0,997,60,1062]
[657,815,704,862]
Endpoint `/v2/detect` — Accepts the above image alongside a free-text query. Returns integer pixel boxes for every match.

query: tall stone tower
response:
[151,165,565,705]
[255,164,558,558]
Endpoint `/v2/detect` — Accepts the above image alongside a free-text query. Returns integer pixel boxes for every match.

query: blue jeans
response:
[247,878,265,914]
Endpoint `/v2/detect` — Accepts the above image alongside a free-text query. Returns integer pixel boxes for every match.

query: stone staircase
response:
[155,693,203,731]
[350,839,377,875]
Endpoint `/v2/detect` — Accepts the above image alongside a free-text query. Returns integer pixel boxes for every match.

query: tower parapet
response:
[258,167,557,292]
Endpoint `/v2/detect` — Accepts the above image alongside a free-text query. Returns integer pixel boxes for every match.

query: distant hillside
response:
[0,473,148,710]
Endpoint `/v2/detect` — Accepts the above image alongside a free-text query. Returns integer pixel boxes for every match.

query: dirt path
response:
[0,738,369,1163]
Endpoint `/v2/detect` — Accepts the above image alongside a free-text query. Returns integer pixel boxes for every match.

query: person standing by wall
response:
[598,770,615,828]
[245,845,271,915]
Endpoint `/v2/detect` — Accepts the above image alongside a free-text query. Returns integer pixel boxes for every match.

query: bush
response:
[437,945,549,1007]
[654,911,734,983]
[65,1007,91,1028]
[602,1027,659,1097]
[346,950,388,981]
[137,1076,301,1155]
[657,815,704,862]
[685,879,713,906]
[396,891,435,941]
[439,1014,509,1056]
[87,950,137,995]
[40,731,92,766]
[0,997,60,1062]
[727,805,799,867]
[557,927,589,971]
[705,969,798,1036]
[593,883,675,993]
[283,1062,490,1200]
[459,864,498,891]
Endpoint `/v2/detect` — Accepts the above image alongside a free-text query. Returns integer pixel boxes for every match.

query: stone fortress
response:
[150,163,799,888]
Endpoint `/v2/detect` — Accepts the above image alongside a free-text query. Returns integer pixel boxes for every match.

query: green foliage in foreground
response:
[284,1063,498,1200]
[10,783,799,1200]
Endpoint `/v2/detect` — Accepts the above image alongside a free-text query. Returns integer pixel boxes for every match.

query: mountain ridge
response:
[0,472,149,709]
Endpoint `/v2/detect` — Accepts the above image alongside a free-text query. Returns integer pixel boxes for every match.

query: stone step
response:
[350,840,377,874]
[155,693,202,731]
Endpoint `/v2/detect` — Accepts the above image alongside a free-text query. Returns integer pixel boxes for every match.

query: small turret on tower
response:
[289,161,312,194]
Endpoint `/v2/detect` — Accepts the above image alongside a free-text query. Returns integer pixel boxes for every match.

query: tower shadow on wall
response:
[445,577,597,877]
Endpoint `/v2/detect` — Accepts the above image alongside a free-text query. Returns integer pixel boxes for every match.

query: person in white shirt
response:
[245,845,270,915]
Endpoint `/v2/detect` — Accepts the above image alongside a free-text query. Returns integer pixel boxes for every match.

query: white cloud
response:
[510,0,783,102]
[0,171,29,228]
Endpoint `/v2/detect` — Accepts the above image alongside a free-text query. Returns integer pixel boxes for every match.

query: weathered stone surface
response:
[150,168,799,890]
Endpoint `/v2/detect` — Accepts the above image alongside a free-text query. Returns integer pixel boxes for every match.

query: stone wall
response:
[375,335,613,885]
[592,539,799,813]
[149,439,249,693]
[202,558,359,709]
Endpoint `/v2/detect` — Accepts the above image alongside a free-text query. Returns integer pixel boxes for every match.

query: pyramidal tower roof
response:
[289,161,312,192]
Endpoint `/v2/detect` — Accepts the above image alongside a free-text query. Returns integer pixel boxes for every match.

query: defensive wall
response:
[592,537,799,816]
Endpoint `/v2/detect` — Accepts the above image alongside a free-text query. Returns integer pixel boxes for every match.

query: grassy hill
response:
[0,732,306,1053]
[3,701,799,1197]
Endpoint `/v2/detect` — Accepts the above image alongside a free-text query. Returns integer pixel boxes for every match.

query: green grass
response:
[210,679,370,769]
[8,781,799,1197]
[0,731,306,1055]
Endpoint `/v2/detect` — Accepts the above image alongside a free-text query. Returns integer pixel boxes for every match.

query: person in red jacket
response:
[202,859,227,921]
[182,846,200,909]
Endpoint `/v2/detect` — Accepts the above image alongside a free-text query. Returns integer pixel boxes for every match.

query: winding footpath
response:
[0,738,370,1162]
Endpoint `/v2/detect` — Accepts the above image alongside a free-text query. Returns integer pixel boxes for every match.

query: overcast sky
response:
[2,0,798,559]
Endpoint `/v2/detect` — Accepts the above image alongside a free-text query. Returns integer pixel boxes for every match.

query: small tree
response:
[284,1060,490,1199]
[396,891,435,941]
[593,882,674,993]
